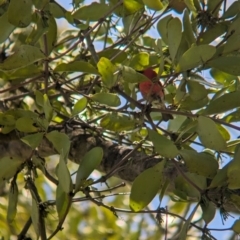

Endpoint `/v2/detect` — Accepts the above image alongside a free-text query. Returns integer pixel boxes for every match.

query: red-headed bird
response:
[139,68,173,121]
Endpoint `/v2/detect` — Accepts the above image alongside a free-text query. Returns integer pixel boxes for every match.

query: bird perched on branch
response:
[139,68,173,121]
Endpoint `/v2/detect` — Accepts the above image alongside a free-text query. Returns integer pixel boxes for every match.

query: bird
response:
[138,68,173,121]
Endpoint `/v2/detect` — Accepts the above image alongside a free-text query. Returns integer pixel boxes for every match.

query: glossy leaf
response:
[8,0,32,28]
[91,93,121,107]
[0,45,45,71]
[75,147,103,192]
[183,10,195,45]
[130,160,165,212]
[121,66,149,83]
[55,61,99,74]
[148,129,179,158]
[197,116,226,151]
[176,45,216,72]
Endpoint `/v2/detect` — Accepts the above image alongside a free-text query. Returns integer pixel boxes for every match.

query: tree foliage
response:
[1,0,240,239]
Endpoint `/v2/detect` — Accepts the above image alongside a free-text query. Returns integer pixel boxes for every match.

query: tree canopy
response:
[1,0,240,239]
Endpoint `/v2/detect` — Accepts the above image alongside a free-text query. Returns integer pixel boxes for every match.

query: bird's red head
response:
[142,68,157,81]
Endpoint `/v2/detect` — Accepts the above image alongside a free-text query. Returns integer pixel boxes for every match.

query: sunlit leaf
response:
[97,57,117,88]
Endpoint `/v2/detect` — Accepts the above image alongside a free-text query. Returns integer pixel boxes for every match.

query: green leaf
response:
[56,184,71,222]
[26,13,49,45]
[72,97,88,116]
[54,61,99,74]
[168,17,182,61]
[43,94,53,122]
[129,52,149,71]
[174,173,206,201]
[39,16,57,55]
[100,113,137,132]
[204,91,240,115]
[7,182,18,223]
[200,201,216,224]
[31,197,40,237]
[0,45,45,71]
[183,10,195,45]
[197,116,226,151]
[8,0,32,28]
[222,1,240,19]
[46,131,70,157]
[21,133,44,149]
[16,117,38,133]
[121,66,149,83]
[207,57,240,76]
[179,203,199,240]
[96,49,127,64]
[0,11,15,43]
[187,81,208,101]
[91,93,121,107]
[176,45,216,72]
[97,57,117,88]
[123,0,144,14]
[180,149,218,178]
[0,157,23,184]
[208,162,230,188]
[57,154,73,193]
[130,160,165,212]
[73,2,111,21]
[142,0,164,10]
[198,22,228,45]
[157,15,172,44]
[232,219,240,234]
[75,147,103,192]
[148,129,179,158]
